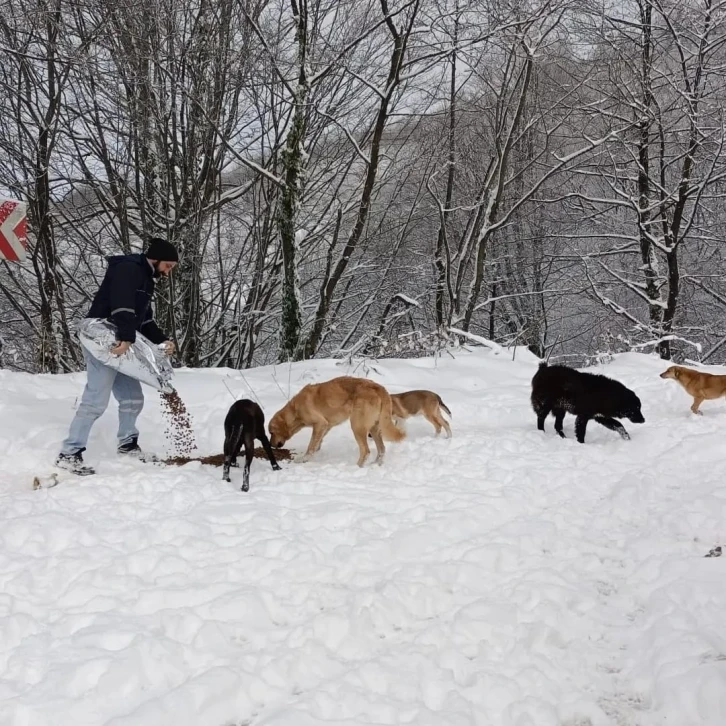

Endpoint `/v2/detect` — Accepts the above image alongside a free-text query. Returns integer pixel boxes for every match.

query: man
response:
[56,238,179,475]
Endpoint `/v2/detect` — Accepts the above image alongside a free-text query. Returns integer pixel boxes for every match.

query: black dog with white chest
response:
[531,362,644,443]
[223,399,281,491]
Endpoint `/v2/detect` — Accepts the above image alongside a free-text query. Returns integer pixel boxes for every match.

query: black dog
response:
[223,399,281,491]
[531,362,644,443]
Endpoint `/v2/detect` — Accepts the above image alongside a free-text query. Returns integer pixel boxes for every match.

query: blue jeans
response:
[61,348,144,455]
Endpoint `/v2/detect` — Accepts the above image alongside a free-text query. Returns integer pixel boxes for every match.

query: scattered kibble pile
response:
[159,389,197,456]
[164,448,292,467]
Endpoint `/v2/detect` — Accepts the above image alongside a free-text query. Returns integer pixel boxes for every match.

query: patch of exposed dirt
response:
[163,448,293,467]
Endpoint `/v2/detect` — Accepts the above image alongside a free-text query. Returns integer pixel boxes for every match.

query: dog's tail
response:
[379,392,406,442]
[437,395,452,419]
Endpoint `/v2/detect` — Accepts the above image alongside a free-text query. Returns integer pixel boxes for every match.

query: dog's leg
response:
[574,415,590,443]
[370,424,385,465]
[313,423,331,453]
[351,422,371,467]
[553,409,566,438]
[429,408,452,438]
[441,414,452,438]
[258,431,281,471]
[423,410,442,437]
[234,425,246,462]
[223,424,242,483]
[691,397,704,415]
[431,404,452,438]
[241,429,255,492]
[594,415,630,440]
[301,421,329,462]
[535,404,551,432]
[349,409,373,466]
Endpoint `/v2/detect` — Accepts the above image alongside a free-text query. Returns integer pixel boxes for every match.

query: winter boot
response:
[117,437,159,463]
[55,449,95,476]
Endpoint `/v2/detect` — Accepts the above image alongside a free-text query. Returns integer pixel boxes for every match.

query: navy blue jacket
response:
[87,254,167,344]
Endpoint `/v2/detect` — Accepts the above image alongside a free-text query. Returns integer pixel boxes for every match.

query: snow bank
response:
[1,350,725,725]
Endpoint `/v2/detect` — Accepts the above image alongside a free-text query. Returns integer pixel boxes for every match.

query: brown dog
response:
[660,365,726,414]
[391,390,452,438]
[268,376,406,466]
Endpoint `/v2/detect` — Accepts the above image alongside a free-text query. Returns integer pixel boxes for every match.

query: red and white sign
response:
[0,198,28,262]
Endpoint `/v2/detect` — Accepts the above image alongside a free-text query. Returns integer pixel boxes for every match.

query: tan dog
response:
[660,365,726,414]
[268,376,406,466]
[391,390,452,438]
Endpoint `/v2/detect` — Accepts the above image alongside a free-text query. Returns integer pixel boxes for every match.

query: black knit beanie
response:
[146,237,179,262]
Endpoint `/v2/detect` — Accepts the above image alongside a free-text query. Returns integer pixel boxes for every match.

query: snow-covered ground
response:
[1,347,726,726]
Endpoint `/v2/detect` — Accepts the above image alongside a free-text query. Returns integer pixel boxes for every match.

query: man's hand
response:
[110,340,132,357]
[161,340,176,356]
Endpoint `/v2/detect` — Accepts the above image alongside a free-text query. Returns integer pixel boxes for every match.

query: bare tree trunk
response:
[433,1,458,331]
[655,0,710,359]
[636,0,662,335]
[277,0,309,361]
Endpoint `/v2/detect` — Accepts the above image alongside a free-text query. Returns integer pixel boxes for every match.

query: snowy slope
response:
[1,348,726,726]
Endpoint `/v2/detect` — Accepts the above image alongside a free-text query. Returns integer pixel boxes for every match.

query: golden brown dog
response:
[391,390,452,438]
[660,365,726,414]
[268,376,406,466]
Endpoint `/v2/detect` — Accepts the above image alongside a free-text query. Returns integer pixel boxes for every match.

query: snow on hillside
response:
[1,348,725,726]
